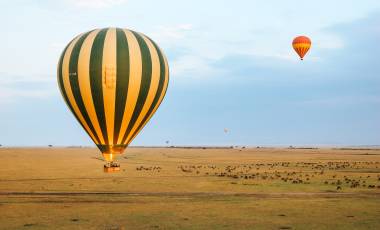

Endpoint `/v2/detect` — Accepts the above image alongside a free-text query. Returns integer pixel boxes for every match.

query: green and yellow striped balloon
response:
[57,27,169,162]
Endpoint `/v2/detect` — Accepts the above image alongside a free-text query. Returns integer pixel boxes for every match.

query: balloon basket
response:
[104,162,120,173]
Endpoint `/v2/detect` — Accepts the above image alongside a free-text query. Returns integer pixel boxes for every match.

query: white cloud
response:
[0,73,53,84]
[152,22,333,80]
[0,73,56,104]
[315,34,345,50]
[152,24,193,44]
[170,55,221,78]
[65,0,127,9]
[296,95,380,107]
[0,88,53,105]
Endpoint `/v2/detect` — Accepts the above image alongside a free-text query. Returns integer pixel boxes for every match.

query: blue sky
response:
[1,0,379,146]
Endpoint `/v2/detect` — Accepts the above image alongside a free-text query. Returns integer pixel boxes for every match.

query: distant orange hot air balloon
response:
[292,36,311,60]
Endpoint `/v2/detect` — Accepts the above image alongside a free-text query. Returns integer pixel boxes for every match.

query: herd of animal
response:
[135,160,380,191]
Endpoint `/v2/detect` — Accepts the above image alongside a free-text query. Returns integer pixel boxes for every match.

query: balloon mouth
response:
[97,144,127,173]
[97,144,127,161]
[102,152,119,162]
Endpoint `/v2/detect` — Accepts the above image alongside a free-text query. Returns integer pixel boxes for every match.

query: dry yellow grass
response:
[0,147,379,229]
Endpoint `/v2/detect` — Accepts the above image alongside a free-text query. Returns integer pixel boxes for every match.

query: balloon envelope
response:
[57,27,169,162]
[292,36,311,60]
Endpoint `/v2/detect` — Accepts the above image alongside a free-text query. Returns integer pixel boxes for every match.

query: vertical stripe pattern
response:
[57,27,169,155]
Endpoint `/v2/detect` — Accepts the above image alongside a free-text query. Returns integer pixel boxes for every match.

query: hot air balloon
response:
[57,27,169,172]
[292,36,311,60]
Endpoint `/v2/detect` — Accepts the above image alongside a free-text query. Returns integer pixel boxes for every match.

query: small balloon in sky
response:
[292,36,311,60]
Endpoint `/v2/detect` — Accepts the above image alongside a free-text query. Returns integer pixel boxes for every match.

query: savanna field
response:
[0,147,379,230]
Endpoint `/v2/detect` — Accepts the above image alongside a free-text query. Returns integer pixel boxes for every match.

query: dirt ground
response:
[0,147,379,230]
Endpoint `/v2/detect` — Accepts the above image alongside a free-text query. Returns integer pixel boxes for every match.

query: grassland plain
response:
[0,147,379,230]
